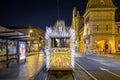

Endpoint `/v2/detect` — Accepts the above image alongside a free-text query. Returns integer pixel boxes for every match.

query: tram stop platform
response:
[0,53,44,80]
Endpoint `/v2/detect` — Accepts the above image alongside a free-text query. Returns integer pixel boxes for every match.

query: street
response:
[75,54,120,80]
[0,53,120,80]
[32,53,120,80]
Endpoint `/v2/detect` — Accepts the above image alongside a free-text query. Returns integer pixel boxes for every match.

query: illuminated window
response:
[51,37,70,48]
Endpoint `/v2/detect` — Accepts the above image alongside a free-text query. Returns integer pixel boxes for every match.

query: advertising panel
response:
[19,42,26,60]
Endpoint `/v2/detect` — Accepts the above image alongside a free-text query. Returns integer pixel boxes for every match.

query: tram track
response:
[74,62,94,80]
[30,62,94,80]
[30,63,48,80]
[47,70,75,80]
[31,65,76,80]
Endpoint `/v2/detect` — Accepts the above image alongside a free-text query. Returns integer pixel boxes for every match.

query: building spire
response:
[73,7,77,18]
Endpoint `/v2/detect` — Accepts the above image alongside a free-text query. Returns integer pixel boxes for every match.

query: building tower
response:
[83,0,117,54]
[72,7,84,51]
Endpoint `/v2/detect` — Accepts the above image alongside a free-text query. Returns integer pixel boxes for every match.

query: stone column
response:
[112,35,116,53]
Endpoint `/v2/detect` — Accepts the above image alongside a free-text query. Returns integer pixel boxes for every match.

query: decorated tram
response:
[45,20,75,71]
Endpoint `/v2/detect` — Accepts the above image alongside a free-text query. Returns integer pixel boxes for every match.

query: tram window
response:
[51,37,70,48]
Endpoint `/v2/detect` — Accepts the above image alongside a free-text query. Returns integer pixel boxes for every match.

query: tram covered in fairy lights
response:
[45,21,75,71]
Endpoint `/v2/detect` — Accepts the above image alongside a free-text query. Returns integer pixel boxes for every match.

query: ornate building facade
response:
[82,0,120,54]
[72,7,84,52]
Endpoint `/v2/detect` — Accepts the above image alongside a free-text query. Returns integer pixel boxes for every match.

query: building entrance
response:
[96,40,111,54]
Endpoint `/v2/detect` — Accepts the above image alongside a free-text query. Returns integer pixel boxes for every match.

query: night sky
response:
[0,0,120,31]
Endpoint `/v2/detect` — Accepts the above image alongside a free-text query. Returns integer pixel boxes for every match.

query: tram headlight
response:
[58,58,62,64]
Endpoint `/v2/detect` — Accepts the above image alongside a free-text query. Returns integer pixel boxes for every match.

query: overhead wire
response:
[57,0,60,20]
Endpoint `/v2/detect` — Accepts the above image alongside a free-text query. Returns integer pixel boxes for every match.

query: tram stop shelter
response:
[0,26,27,68]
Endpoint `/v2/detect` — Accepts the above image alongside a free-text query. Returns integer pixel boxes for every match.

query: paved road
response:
[76,55,120,80]
[1,52,120,80]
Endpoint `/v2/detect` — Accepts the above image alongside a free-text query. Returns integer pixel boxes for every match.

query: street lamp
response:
[28,29,33,53]
[29,29,33,37]
[29,29,33,33]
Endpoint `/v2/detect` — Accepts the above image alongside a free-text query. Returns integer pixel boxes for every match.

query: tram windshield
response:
[51,37,70,48]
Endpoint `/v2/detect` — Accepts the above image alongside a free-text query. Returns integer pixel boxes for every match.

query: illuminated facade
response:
[79,27,85,52]
[83,0,120,54]
[72,7,84,52]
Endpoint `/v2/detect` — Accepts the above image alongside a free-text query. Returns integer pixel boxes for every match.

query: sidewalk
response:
[75,52,85,57]
[98,53,120,60]
[76,52,120,60]
[0,53,44,80]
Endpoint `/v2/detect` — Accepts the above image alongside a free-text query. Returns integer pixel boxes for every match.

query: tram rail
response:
[30,62,94,80]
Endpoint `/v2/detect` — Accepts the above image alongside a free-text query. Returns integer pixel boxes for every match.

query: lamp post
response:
[28,29,33,53]
[29,29,33,37]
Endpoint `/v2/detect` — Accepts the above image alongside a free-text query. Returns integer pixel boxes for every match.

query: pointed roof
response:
[86,0,116,10]
[54,20,66,30]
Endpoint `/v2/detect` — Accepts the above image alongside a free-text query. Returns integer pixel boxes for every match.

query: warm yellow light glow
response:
[29,29,33,33]
[97,41,100,44]
[109,41,112,44]
[100,0,105,4]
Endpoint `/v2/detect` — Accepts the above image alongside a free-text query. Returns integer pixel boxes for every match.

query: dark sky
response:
[0,0,120,31]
